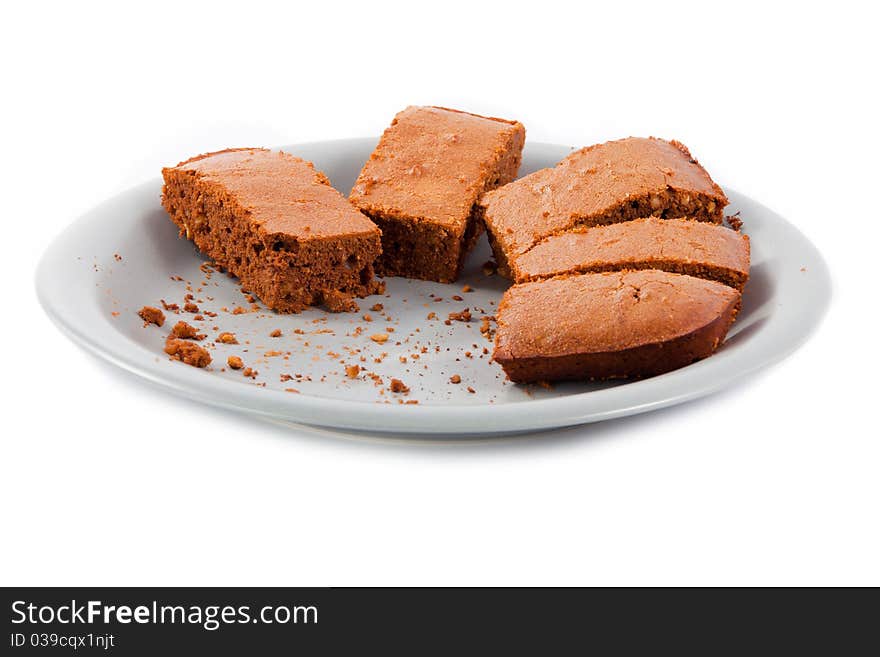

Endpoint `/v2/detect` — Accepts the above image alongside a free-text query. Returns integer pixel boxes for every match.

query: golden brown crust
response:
[350,106,525,282]
[161,149,383,313]
[513,217,750,289]
[479,137,728,277]
[493,270,740,382]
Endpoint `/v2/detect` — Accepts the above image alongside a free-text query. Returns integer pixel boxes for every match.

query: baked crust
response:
[162,148,383,313]
[493,270,741,382]
[478,137,728,277]
[513,217,750,289]
[350,106,525,282]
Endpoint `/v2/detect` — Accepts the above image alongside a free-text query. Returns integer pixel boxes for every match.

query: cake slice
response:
[162,148,383,313]
[478,137,728,277]
[349,106,525,282]
[493,270,740,383]
[513,217,750,289]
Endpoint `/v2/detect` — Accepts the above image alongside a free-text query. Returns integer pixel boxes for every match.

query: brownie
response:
[513,218,750,289]
[493,270,740,383]
[349,106,525,282]
[162,148,383,313]
[477,137,728,277]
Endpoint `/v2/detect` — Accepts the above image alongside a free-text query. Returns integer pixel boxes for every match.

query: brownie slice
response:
[493,270,741,383]
[478,137,728,277]
[349,106,525,283]
[513,218,750,289]
[162,148,383,313]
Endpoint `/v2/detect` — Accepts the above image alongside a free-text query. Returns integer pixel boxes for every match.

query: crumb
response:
[242,367,258,379]
[285,388,300,393]
[113,253,123,262]
[111,311,119,317]
[405,400,419,405]
[370,333,389,343]
[160,300,179,312]
[269,329,282,338]
[264,350,283,357]
[462,284,473,293]
[482,260,498,276]
[389,378,409,394]
[183,302,199,313]
[138,306,165,327]
[452,295,463,301]
[215,332,238,345]
[426,312,437,320]
[345,364,361,379]
[231,306,248,315]
[227,355,244,370]
[323,290,359,313]
[479,316,496,341]
[170,321,205,340]
[449,374,461,384]
[164,337,211,367]
[370,303,384,312]
[363,314,373,322]
[448,309,471,323]
[466,386,476,394]
[726,212,744,231]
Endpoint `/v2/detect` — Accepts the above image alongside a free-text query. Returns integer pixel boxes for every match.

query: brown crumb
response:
[462,284,474,293]
[269,329,282,338]
[170,321,205,340]
[479,316,496,341]
[264,350,283,357]
[345,364,361,379]
[370,333,389,343]
[426,312,437,320]
[449,374,461,384]
[183,302,199,313]
[466,386,476,394]
[231,306,248,315]
[242,367,258,379]
[227,355,244,370]
[216,332,238,345]
[370,303,384,312]
[138,306,165,327]
[160,300,179,312]
[452,295,463,301]
[363,314,373,322]
[448,309,471,323]
[726,212,744,231]
[389,378,409,394]
[164,337,211,367]
[284,388,300,393]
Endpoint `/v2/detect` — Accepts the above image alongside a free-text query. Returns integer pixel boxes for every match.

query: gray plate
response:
[36,139,831,436]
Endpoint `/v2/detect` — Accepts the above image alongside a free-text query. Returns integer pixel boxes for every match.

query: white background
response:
[2,1,877,586]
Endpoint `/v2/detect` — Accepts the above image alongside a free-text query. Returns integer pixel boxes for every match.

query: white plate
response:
[36,139,831,436]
